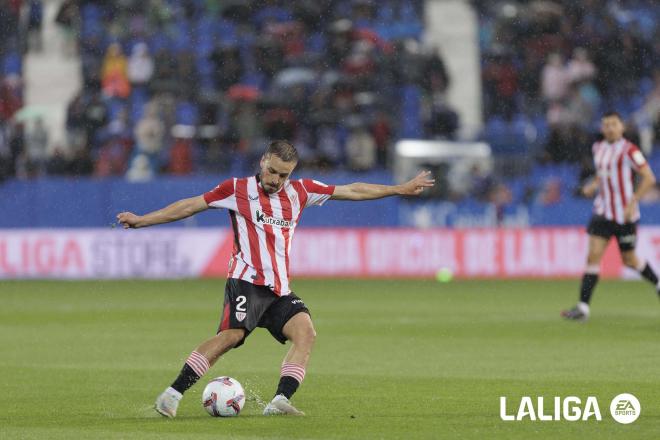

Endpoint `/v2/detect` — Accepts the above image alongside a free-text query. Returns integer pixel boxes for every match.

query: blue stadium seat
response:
[175,101,199,125]
[195,57,214,85]
[81,4,102,21]
[253,6,292,28]
[394,3,423,38]
[198,75,215,91]
[484,117,529,155]
[306,32,326,54]
[484,117,507,146]
[130,87,149,122]
[2,51,21,75]
[400,85,423,139]
[647,151,660,171]
[149,33,171,53]
[375,3,396,40]
[531,116,549,146]
[241,71,267,90]
[529,198,592,226]
[195,16,214,35]
[172,20,193,53]
[377,2,395,23]
[506,178,530,204]
[215,19,237,45]
[106,99,126,122]
[353,18,373,29]
[639,76,655,96]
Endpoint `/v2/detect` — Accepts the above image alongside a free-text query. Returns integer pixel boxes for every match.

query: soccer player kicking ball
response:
[562,112,660,322]
[117,140,434,417]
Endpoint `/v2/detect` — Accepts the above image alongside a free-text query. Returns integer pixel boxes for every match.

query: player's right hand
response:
[623,201,637,223]
[116,212,141,229]
[581,183,597,198]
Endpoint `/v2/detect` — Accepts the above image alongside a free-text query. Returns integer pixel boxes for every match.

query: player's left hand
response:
[623,201,636,223]
[400,170,435,196]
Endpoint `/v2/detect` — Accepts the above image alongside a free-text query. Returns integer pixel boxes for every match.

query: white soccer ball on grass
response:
[202,376,246,417]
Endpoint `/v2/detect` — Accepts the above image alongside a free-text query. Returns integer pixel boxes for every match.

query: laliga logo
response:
[500,393,640,423]
[500,396,601,421]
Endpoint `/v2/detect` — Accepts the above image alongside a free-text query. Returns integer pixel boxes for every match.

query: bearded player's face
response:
[601,116,624,143]
[259,154,297,193]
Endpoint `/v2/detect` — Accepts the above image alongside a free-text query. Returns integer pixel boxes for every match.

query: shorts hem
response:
[270,308,311,344]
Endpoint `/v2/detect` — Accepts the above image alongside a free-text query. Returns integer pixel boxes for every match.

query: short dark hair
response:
[265,140,298,162]
[602,111,623,121]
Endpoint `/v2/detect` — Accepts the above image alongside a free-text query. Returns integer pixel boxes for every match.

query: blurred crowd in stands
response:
[1,0,458,182]
[469,0,660,210]
[0,0,26,180]
[2,0,659,218]
[475,0,660,162]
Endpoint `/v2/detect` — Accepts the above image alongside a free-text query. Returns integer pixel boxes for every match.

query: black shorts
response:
[587,215,638,252]
[216,278,310,348]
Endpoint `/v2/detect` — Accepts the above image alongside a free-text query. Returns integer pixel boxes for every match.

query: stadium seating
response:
[0,1,23,182]
[476,0,660,145]
[65,0,428,177]
[3,1,659,228]
[475,0,660,222]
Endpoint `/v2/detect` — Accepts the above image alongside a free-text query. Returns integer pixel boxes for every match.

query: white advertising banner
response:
[2,227,660,279]
[0,229,229,279]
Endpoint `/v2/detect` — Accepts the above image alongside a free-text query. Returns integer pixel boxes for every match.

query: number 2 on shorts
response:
[236,295,247,312]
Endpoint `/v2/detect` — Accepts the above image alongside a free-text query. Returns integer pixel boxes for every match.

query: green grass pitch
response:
[1,279,659,439]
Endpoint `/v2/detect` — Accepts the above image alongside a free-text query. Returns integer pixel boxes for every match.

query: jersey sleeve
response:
[300,178,335,207]
[203,178,236,210]
[626,144,648,171]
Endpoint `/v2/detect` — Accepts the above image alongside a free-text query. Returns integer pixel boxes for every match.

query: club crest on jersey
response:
[255,209,293,228]
[235,311,246,322]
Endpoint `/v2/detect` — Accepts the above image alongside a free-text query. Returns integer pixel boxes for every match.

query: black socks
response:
[275,376,300,399]
[579,273,599,304]
[639,263,659,285]
[171,363,201,395]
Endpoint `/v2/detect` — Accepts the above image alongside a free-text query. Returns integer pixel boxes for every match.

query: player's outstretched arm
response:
[330,170,435,201]
[116,195,208,228]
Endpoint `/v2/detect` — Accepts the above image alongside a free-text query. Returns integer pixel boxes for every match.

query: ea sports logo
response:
[610,393,640,424]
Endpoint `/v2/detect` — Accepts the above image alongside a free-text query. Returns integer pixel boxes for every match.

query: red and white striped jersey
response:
[203,175,335,296]
[592,138,648,224]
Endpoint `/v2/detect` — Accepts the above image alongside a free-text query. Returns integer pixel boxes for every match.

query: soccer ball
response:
[202,376,246,417]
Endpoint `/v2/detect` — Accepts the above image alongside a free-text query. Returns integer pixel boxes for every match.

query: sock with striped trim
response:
[276,362,306,399]
[170,351,210,395]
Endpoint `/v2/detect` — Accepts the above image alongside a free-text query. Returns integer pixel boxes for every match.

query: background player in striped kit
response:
[116,140,435,416]
[562,112,660,322]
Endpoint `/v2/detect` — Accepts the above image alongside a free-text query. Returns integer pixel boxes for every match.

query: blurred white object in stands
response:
[24,0,81,157]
